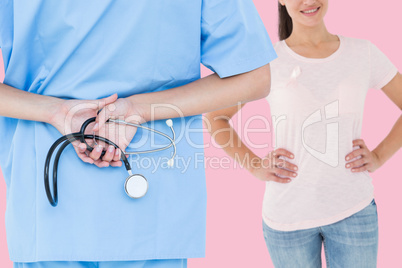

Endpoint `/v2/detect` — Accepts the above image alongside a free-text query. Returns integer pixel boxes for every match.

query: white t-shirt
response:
[263,35,398,231]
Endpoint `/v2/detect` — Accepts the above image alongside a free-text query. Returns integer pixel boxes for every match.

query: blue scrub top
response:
[0,0,277,262]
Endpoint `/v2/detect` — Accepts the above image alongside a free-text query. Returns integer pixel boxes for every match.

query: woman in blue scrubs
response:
[0,0,277,267]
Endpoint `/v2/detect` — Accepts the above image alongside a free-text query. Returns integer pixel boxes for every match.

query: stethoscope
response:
[44,117,176,207]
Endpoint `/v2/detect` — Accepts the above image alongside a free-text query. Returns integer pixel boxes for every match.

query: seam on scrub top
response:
[31,13,48,256]
[34,121,38,260]
[149,0,164,97]
[150,0,164,256]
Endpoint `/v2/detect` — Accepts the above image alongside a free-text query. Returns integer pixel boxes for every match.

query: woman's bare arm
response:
[345,73,402,172]
[371,73,402,167]
[204,103,298,183]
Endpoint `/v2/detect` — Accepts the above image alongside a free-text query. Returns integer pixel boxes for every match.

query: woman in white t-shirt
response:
[205,0,401,267]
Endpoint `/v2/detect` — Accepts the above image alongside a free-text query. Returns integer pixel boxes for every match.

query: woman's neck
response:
[286,22,335,47]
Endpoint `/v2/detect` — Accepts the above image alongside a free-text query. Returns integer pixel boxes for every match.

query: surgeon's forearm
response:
[0,82,61,123]
[128,64,271,122]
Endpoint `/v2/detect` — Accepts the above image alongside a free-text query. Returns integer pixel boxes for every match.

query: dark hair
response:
[278,3,293,40]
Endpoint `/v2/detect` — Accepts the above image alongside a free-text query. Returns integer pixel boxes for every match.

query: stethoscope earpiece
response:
[167,158,174,167]
[166,119,173,127]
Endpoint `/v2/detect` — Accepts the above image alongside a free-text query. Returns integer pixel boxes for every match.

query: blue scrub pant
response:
[262,199,378,268]
[14,259,187,268]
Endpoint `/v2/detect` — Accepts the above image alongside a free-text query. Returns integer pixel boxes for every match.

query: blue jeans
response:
[262,199,378,268]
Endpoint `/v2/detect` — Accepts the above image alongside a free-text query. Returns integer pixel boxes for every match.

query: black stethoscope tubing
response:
[44,117,131,207]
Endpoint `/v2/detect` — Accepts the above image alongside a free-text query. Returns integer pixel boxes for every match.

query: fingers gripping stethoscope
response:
[44,117,176,207]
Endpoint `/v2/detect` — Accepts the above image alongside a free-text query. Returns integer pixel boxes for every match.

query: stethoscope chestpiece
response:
[124,174,149,199]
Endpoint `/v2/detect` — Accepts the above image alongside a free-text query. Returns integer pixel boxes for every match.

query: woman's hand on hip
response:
[345,139,382,173]
[251,148,298,183]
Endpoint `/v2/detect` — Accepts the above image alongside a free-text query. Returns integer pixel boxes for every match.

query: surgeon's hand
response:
[49,93,126,167]
[251,148,298,183]
[89,96,147,167]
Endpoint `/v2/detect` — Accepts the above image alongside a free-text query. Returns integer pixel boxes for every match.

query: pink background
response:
[0,0,401,267]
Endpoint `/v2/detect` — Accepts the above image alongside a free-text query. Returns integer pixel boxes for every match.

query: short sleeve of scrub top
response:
[201,0,277,77]
[0,0,277,262]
